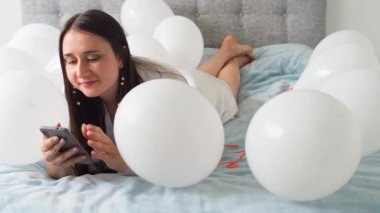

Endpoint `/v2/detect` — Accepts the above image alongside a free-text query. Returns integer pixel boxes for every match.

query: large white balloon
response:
[0,71,69,165]
[45,53,64,91]
[6,35,58,67]
[245,90,361,201]
[153,16,204,69]
[127,34,169,63]
[309,30,375,63]
[0,46,45,74]
[295,43,380,90]
[114,79,224,187]
[318,69,380,156]
[13,23,60,45]
[121,0,174,36]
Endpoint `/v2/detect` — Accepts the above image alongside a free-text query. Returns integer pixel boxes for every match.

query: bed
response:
[1,0,380,212]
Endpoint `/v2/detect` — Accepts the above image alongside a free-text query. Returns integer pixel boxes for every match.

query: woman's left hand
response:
[81,123,132,174]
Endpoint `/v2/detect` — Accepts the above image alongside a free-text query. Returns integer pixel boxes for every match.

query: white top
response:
[131,56,238,123]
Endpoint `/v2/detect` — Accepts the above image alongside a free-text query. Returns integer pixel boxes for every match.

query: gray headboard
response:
[21,0,326,48]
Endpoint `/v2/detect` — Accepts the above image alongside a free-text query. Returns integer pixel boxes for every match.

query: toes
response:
[223,35,237,44]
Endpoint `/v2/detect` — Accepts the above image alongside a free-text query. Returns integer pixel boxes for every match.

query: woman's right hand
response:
[41,136,83,179]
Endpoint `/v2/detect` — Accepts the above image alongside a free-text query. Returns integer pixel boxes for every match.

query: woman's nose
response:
[76,61,88,77]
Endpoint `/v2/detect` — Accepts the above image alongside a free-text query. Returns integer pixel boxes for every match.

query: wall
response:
[326,0,380,59]
[0,0,22,45]
[1,0,380,59]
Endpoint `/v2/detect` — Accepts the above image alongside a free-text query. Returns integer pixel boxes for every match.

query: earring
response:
[120,75,125,86]
[72,88,81,106]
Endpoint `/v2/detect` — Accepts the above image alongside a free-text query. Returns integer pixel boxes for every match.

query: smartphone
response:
[40,126,93,165]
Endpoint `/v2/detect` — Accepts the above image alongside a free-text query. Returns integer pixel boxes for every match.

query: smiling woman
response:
[40,9,254,178]
[5,0,380,212]
[43,9,141,178]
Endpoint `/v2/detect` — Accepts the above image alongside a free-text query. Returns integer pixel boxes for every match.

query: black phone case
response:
[40,126,93,165]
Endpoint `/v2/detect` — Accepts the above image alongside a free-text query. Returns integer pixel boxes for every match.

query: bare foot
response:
[221,35,254,60]
[230,55,253,68]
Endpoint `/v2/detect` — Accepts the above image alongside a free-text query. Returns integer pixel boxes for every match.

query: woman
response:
[41,9,254,179]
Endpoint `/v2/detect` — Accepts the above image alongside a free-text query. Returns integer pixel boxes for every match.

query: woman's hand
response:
[81,124,133,175]
[41,136,84,179]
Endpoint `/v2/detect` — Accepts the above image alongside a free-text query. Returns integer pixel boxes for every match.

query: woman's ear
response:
[118,59,124,69]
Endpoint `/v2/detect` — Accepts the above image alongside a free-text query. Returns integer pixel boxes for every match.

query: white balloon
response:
[127,34,169,63]
[0,71,69,165]
[45,54,64,91]
[318,69,380,156]
[295,43,380,90]
[153,16,204,69]
[14,23,60,45]
[0,46,45,75]
[309,30,375,63]
[6,35,58,67]
[114,79,224,187]
[121,0,174,36]
[245,90,361,201]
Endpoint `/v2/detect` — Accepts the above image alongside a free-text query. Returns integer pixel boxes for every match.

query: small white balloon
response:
[127,34,169,63]
[0,71,69,165]
[14,23,60,45]
[153,16,204,69]
[121,0,174,36]
[309,30,375,63]
[318,69,380,156]
[6,35,58,67]
[295,43,380,90]
[245,90,361,201]
[0,46,45,75]
[114,79,224,187]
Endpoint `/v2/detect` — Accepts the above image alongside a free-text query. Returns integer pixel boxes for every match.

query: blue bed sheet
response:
[1,44,379,213]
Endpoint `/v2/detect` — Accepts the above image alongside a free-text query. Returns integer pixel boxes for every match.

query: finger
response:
[60,155,87,168]
[51,146,79,167]
[91,150,111,162]
[44,139,65,162]
[41,136,60,152]
[86,124,101,131]
[86,128,113,145]
[81,123,88,138]
[86,124,106,137]
[87,140,115,154]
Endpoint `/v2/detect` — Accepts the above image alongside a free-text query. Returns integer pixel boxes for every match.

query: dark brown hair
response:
[59,10,140,174]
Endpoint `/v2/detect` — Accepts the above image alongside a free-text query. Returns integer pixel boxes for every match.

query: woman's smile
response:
[79,80,98,87]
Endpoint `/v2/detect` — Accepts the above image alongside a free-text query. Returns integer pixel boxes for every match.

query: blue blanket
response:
[1,44,379,213]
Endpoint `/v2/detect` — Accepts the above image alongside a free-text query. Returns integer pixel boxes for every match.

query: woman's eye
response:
[65,60,76,65]
[87,55,100,62]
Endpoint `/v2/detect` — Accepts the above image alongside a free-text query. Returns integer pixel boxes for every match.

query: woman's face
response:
[62,29,123,102]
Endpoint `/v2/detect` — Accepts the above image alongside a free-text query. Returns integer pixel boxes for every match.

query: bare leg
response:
[197,35,254,77]
[217,55,252,98]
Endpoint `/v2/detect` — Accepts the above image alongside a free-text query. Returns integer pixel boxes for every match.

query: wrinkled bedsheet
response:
[1,44,379,213]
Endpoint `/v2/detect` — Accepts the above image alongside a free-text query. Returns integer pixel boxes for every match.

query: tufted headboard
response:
[21,0,326,48]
